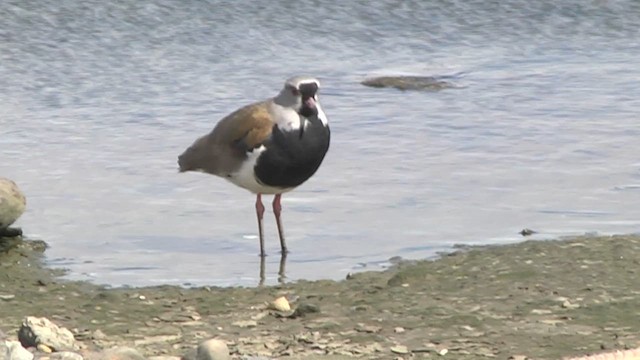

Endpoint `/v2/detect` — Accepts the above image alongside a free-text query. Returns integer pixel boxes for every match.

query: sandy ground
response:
[1,234,639,359]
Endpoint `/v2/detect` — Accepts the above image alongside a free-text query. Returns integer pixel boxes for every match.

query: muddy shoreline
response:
[1,234,639,359]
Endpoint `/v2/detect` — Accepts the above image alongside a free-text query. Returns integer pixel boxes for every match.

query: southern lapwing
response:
[178,76,330,256]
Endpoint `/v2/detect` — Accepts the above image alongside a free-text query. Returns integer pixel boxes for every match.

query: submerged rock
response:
[361,75,458,91]
[18,316,79,352]
[0,178,26,236]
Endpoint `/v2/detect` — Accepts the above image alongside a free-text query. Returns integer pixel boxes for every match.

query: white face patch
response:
[227,145,295,195]
[314,97,329,126]
[270,96,328,132]
[269,102,304,131]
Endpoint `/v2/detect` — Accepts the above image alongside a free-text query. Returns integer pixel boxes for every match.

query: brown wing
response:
[178,100,274,176]
[212,101,273,150]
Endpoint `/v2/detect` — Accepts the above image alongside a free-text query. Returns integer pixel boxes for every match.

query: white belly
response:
[226,145,294,195]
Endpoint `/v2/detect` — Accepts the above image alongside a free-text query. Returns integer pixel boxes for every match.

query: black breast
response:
[254,117,330,189]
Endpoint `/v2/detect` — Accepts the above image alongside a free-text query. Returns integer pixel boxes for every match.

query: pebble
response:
[50,351,85,360]
[37,344,54,353]
[562,300,581,309]
[93,347,146,360]
[355,324,382,333]
[91,330,107,340]
[508,355,528,360]
[231,320,257,328]
[18,316,79,351]
[2,340,34,360]
[133,335,181,347]
[390,345,409,355]
[196,339,230,360]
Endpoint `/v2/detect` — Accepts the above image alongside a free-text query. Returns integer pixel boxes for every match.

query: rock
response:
[2,340,34,360]
[564,348,640,360]
[18,316,79,351]
[91,330,107,341]
[562,300,580,309]
[268,296,290,312]
[231,320,257,328]
[179,348,196,360]
[0,178,26,235]
[0,227,22,237]
[355,324,382,333]
[37,344,53,353]
[0,294,16,301]
[50,351,84,360]
[92,347,146,360]
[361,76,457,91]
[390,345,409,355]
[519,228,537,236]
[196,339,230,360]
[290,303,320,318]
[133,334,181,346]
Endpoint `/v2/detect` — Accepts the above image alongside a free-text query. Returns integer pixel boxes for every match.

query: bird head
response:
[274,76,321,118]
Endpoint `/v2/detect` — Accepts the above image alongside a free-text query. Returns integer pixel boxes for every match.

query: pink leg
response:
[272,194,288,254]
[255,194,266,257]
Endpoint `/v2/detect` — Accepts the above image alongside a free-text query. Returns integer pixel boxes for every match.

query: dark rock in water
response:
[519,228,537,236]
[361,75,458,91]
[0,227,23,238]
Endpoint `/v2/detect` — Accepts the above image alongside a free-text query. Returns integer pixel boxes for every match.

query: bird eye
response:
[291,88,300,96]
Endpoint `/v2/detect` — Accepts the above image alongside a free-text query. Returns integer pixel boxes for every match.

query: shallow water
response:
[2,0,640,286]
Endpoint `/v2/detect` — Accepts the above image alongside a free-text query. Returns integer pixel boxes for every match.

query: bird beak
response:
[303,96,316,109]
